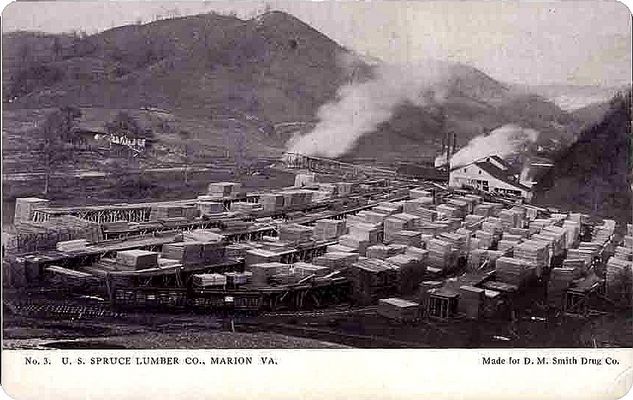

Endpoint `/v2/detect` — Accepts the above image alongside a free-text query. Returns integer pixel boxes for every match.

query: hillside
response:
[532,92,632,223]
[4,11,582,164]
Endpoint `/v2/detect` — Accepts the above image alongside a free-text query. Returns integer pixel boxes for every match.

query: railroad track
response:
[5,301,124,319]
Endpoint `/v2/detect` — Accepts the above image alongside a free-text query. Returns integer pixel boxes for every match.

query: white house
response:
[449,156,533,201]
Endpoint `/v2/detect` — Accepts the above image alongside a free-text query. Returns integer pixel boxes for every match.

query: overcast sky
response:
[2,0,631,87]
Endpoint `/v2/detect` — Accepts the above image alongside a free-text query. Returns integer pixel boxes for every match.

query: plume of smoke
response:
[449,124,539,169]
[287,61,451,158]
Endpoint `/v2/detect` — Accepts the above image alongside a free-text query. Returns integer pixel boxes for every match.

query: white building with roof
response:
[449,156,533,201]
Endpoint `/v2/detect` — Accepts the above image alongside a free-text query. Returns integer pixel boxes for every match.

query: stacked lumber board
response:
[327,244,358,253]
[349,258,399,305]
[14,198,51,223]
[384,213,419,242]
[386,252,428,294]
[566,248,594,266]
[389,230,422,247]
[293,262,332,278]
[499,210,520,229]
[312,219,346,240]
[225,243,252,259]
[193,273,227,288]
[244,249,283,266]
[473,203,493,217]
[150,204,185,220]
[356,210,388,225]
[409,188,434,200]
[45,265,97,285]
[497,240,520,253]
[230,202,262,214]
[495,257,534,287]
[502,233,523,242]
[446,199,469,218]
[559,260,585,279]
[281,190,313,207]
[514,241,549,277]
[279,223,313,243]
[335,182,355,196]
[258,194,285,212]
[475,230,494,249]
[464,214,485,228]
[366,244,407,260]
[197,201,225,216]
[452,196,477,213]
[605,257,633,304]
[14,215,103,252]
[427,239,458,272]
[312,252,359,270]
[207,182,242,198]
[248,262,292,287]
[614,246,633,261]
[439,231,469,256]
[623,235,633,249]
[562,221,580,247]
[338,234,371,256]
[56,239,89,252]
[436,204,460,219]
[162,242,204,265]
[467,249,489,272]
[102,221,129,232]
[116,250,159,270]
[458,285,485,319]
[348,222,382,244]
[403,198,434,215]
[482,218,503,235]
[377,298,420,321]
[224,271,253,286]
[183,229,225,243]
[372,205,400,216]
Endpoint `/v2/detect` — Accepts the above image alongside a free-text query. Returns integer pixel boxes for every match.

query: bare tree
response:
[36,110,75,194]
[177,130,195,184]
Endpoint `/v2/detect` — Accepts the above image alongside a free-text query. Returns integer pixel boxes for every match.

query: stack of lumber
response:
[14,198,51,223]
[269,271,303,286]
[427,239,458,272]
[446,199,469,218]
[482,218,503,235]
[157,258,181,268]
[623,235,633,249]
[531,233,561,257]
[197,201,224,216]
[487,250,505,268]
[116,250,159,270]
[207,182,242,197]
[542,225,569,249]
[436,204,460,219]
[15,215,104,251]
[405,246,429,258]
[486,202,504,216]
[453,196,477,213]
[562,221,580,247]
[475,230,494,249]
[294,172,316,187]
[495,257,534,287]
[567,249,594,266]
[389,230,422,247]
[473,204,493,217]
[386,253,427,294]
[605,257,633,304]
[259,194,285,212]
[377,298,420,321]
[230,202,262,214]
[403,198,433,214]
[366,244,407,260]
[498,240,520,253]
[327,244,357,253]
[338,234,371,256]
[508,227,530,238]
[162,242,204,265]
[499,210,520,230]
[439,232,468,256]
[45,265,96,283]
[248,262,292,287]
[312,219,346,240]
[56,239,89,252]
[201,241,226,264]
[349,258,399,305]
[192,273,227,288]
[244,249,282,265]
[372,205,400,216]
[614,246,633,261]
[348,222,381,244]
[384,214,419,242]
[312,252,359,270]
[416,222,451,236]
[464,194,483,204]
[458,285,485,319]
[222,220,254,232]
[293,262,332,278]
[628,223,633,237]
[514,241,549,277]
[281,190,313,207]
[548,267,576,306]
[464,214,485,229]
[502,233,523,242]
[183,229,225,243]
[102,221,129,232]
[414,207,437,222]
[560,259,585,279]
[225,243,253,259]
[224,271,252,286]
[151,204,184,220]
[409,188,434,200]
[317,183,338,196]
[356,210,388,224]
[529,219,551,234]
[159,217,188,227]
[181,205,199,220]
[468,237,483,251]
[279,223,313,243]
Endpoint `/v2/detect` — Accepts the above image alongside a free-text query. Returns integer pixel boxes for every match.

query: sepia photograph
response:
[1,0,631,355]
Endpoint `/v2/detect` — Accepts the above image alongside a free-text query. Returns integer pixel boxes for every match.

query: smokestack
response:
[441,136,445,155]
[452,132,457,155]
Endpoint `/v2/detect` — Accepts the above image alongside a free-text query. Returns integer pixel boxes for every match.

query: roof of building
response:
[452,156,531,192]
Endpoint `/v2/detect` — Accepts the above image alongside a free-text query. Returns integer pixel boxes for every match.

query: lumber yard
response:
[3,155,632,339]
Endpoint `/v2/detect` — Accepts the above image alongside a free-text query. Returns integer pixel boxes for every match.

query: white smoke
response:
[287,61,452,158]
[449,124,539,169]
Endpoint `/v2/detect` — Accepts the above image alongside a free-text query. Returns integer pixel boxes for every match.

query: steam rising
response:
[287,61,451,158]
[449,124,539,169]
